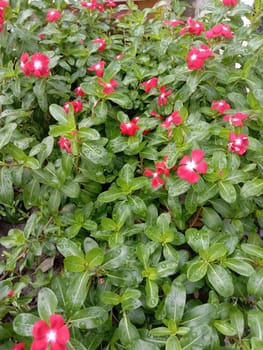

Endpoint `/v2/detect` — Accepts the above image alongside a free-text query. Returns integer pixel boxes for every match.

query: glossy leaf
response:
[37,288,58,323]
[207,264,234,297]
[71,307,108,329]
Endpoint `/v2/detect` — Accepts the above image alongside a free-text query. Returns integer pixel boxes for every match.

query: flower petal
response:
[31,339,48,350]
[32,320,49,340]
[179,155,190,166]
[177,166,199,183]
[57,325,70,344]
[191,149,204,163]
[50,315,65,330]
[196,161,207,174]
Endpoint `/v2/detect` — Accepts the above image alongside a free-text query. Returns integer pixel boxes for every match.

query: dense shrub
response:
[0,0,263,349]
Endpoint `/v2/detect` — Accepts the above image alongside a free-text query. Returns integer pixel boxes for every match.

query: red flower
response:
[177,149,207,183]
[74,86,85,97]
[228,133,249,155]
[64,100,83,114]
[120,117,140,136]
[161,111,182,128]
[205,24,233,39]
[88,60,106,77]
[20,52,31,76]
[222,0,238,5]
[0,1,8,32]
[211,99,231,114]
[98,79,118,94]
[31,314,70,350]
[20,52,50,77]
[92,38,106,52]
[80,1,97,10]
[144,168,165,188]
[223,112,249,126]
[141,77,158,93]
[7,289,14,297]
[58,137,72,154]
[158,86,172,106]
[46,9,61,22]
[12,343,26,350]
[150,111,164,119]
[180,17,205,36]
[0,1,9,8]
[155,160,170,177]
[186,44,214,70]
[115,53,124,60]
[105,0,117,7]
[163,19,184,27]
[38,33,45,40]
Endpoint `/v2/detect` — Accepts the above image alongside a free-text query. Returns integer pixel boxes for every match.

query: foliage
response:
[0,0,263,349]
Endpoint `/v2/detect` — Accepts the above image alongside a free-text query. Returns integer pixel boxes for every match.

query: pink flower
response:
[211,99,231,114]
[120,117,140,136]
[155,160,170,177]
[158,86,172,106]
[20,52,50,77]
[144,168,165,188]
[223,112,249,126]
[141,77,158,93]
[115,53,124,60]
[92,38,106,52]
[58,137,72,154]
[177,149,207,183]
[31,314,70,350]
[38,33,45,40]
[161,111,182,128]
[186,44,214,70]
[46,9,61,22]
[7,289,14,297]
[80,1,97,10]
[163,19,184,27]
[222,0,238,5]
[74,86,85,97]
[105,0,117,7]
[0,1,8,32]
[151,111,164,119]
[12,343,26,350]
[98,79,118,94]
[180,17,205,36]
[0,1,9,8]
[205,24,233,39]
[88,60,106,77]
[64,100,83,114]
[228,132,249,155]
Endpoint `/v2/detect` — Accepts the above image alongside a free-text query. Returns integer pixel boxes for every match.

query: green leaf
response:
[187,260,208,282]
[51,276,67,308]
[103,60,121,81]
[248,310,263,340]
[66,271,90,310]
[107,92,133,109]
[119,315,140,346]
[150,327,170,336]
[71,307,108,329]
[218,181,236,204]
[165,281,186,323]
[180,324,214,349]
[225,258,254,277]
[112,202,131,228]
[13,313,39,336]
[248,268,263,298]
[207,264,234,297]
[131,339,160,350]
[56,238,84,258]
[82,143,110,166]
[61,181,80,198]
[202,207,222,230]
[85,247,104,268]
[182,304,217,327]
[64,256,86,272]
[167,177,191,197]
[145,279,159,308]
[33,79,48,112]
[67,339,88,350]
[128,196,147,219]
[166,336,182,350]
[230,306,244,339]
[0,167,14,205]
[78,127,100,141]
[37,288,58,323]
[49,104,68,124]
[97,187,126,203]
[241,243,263,259]
[185,228,210,253]
[100,291,121,305]
[241,179,263,198]
[213,320,236,336]
[204,243,227,262]
[0,123,16,149]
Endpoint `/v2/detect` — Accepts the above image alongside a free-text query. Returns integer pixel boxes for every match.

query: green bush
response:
[0,0,263,349]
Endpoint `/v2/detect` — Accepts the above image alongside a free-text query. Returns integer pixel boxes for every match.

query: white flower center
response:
[235,139,242,145]
[33,60,42,69]
[191,54,197,61]
[186,160,196,170]
[46,330,57,343]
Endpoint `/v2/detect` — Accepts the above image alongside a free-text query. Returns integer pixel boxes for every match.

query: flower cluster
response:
[205,24,233,39]
[81,0,116,11]
[180,17,205,36]
[20,52,50,77]
[186,44,214,70]
[0,1,8,32]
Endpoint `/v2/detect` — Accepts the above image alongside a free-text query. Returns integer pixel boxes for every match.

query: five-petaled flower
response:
[180,17,205,36]
[92,38,106,52]
[144,168,165,188]
[222,0,238,5]
[31,314,70,350]
[80,0,99,10]
[223,112,249,126]
[205,24,233,39]
[88,60,106,77]
[120,117,140,136]
[12,343,26,350]
[211,100,231,114]
[186,44,214,70]
[161,111,183,128]
[141,77,158,93]
[105,0,117,7]
[228,133,249,154]
[20,52,50,77]
[177,149,207,183]
[163,19,184,27]
[46,9,61,22]
[58,137,72,154]
[158,86,172,106]
[75,86,85,97]
[98,79,118,94]
[64,100,83,114]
